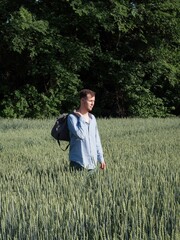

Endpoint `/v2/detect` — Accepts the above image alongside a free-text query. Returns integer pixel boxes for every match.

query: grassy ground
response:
[0,117,179,240]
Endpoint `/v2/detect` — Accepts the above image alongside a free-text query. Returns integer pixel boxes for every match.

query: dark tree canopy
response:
[0,0,179,118]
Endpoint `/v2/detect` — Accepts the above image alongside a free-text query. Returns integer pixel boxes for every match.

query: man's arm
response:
[95,121,106,169]
[67,113,87,140]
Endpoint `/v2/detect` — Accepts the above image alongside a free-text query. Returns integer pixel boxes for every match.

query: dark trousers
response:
[69,161,95,172]
[70,161,84,171]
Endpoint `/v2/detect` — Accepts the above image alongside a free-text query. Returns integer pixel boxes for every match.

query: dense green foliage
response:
[0,0,179,117]
[0,118,179,239]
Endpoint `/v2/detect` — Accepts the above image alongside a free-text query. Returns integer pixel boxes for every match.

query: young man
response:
[67,89,106,171]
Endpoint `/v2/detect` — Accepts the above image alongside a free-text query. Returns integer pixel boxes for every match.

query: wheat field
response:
[0,117,179,240]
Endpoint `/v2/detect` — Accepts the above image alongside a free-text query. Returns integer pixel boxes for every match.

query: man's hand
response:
[100,162,106,170]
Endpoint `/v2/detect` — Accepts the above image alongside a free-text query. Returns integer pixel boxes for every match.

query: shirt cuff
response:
[98,158,104,163]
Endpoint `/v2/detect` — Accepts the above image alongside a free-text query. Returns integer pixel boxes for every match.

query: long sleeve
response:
[67,113,104,170]
[95,123,104,163]
[67,114,86,140]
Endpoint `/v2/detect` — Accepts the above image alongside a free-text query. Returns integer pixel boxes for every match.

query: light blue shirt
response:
[67,113,104,169]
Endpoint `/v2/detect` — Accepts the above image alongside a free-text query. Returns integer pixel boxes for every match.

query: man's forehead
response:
[86,94,95,99]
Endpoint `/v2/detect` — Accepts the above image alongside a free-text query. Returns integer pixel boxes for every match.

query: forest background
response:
[0,0,179,118]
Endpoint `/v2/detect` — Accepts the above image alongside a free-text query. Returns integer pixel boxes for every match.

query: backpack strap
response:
[57,139,70,151]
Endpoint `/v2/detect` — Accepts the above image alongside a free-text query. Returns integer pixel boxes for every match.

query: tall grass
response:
[0,117,179,240]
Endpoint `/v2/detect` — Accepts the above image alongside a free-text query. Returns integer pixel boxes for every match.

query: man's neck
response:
[77,107,89,116]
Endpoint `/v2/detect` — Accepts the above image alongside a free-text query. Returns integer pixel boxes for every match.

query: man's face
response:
[82,94,95,112]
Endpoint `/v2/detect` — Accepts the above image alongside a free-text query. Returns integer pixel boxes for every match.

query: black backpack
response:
[51,113,70,151]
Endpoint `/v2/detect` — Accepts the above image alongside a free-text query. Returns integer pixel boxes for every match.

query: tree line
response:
[0,0,179,118]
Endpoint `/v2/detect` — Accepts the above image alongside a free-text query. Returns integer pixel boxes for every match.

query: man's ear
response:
[81,97,86,103]
[80,98,84,106]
